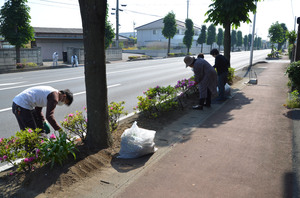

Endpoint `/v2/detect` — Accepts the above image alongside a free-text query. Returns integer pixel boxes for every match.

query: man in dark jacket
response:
[210,49,230,101]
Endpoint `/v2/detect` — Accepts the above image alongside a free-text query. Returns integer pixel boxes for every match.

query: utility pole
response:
[187,0,189,19]
[116,0,119,48]
[249,0,257,66]
[111,1,126,48]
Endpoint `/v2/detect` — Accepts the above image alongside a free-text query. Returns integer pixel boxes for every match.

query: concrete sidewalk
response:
[68,60,297,198]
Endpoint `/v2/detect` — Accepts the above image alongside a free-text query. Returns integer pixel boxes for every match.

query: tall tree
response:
[268,21,284,51]
[248,34,252,50]
[78,0,112,149]
[205,0,260,63]
[105,9,115,49]
[237,30,243,50]
[243,35,248,51]
[183,18,194,54]
[206,24,216,51]
[231,30,237,52]
[216,28,224,51]
[197,25,207,53]
[162,11,177,54]
[0,0,34,64]
[278,23,287,50]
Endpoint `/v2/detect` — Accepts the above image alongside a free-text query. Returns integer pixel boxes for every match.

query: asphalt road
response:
[0,49,270,138]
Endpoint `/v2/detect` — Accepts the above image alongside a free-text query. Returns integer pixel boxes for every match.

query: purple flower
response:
[0,157,3,161]
[9,172,14,176]
[36,149,40,154]
[3,155,7,160]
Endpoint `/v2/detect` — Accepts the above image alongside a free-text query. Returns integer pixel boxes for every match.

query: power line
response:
[123,9,163,18]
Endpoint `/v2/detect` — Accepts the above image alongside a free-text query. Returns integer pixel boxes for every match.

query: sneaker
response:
[192,105,203,110]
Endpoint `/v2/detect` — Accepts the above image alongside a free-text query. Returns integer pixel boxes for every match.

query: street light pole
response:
[249,0,257,67]
[116,0,119,48]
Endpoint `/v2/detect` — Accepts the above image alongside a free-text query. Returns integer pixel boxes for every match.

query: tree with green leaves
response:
[0,0,34,64]
[243,35,248,51]
[257,37,262,49]
[78,0,112,149]
[216,28,224,51]
[105,9,115,49]
[278,23,287,50]
[286,30,297,61]
[231,30,237,52]
[268,21,284,51]
[205,0,260,63]
[183,18,194,54]
[197,25,207,53]
[286,30,297,45]
[248,34,252,50]
[162,11,177,54]
[237,30,243,50]
[206,24,216,51]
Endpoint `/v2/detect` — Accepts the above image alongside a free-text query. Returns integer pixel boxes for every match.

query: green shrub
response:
[39,132,77,169]
[134,85,178,118]
[26,62,37,67]
[286,61,300,91]
[227,67,235,85]
[287,90,300,108]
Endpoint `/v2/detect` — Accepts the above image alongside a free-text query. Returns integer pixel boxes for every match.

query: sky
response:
[0,0,299,41]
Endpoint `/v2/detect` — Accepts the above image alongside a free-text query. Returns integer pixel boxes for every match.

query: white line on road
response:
[0,82,26,86]
[0,84,121,113]
[0,76,84,91]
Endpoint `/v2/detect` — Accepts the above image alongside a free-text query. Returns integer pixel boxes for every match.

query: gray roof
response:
[33,27,83,34]
[135,18,200,30]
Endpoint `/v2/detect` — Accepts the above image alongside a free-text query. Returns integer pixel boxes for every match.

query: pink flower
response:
[24,158,29,163]
[9,172,14,176]
[28,129,33,133]
[50,134,56,139]
[36,149,40,154]
[68,113,74,117]
[3,155,7,160]
[40,140,44,143]
[0,138,3,143]
[110,107,113,110]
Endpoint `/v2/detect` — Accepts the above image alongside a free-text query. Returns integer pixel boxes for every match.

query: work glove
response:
[43,121,51,134]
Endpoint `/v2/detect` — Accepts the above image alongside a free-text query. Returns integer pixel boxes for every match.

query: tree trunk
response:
[16,46,20,64]
[223,22,231,64]
[167,37,171,54]
[78,0,112,150]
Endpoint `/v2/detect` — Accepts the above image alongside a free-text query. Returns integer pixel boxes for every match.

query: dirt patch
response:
[0,92,200,198]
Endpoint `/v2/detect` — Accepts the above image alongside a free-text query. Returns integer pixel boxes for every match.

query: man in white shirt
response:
[12,86,73,134]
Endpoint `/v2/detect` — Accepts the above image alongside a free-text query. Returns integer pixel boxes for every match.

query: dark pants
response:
[199,89,212,106]
[218,72,228,99]
[12,102,43,131]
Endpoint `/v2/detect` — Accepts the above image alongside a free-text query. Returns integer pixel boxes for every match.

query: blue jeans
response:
[218,72,228,99]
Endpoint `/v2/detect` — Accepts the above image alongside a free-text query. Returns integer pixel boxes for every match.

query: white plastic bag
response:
[216,83,231,96]
[118,121,157,159]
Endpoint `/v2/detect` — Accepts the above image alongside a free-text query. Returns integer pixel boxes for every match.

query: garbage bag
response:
[118,121,157,159]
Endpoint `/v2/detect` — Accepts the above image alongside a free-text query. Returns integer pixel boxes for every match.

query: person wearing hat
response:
[184,55,217,110]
